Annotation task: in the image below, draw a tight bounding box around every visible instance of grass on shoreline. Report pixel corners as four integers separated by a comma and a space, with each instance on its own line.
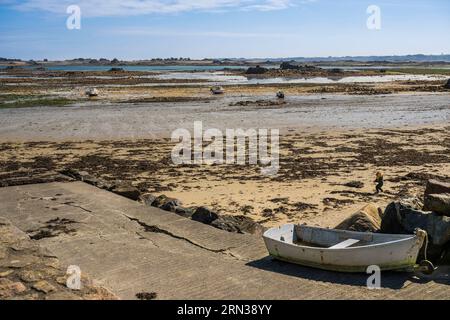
0, 95, 76, 109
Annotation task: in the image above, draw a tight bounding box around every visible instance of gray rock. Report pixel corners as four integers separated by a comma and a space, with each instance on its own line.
175, 207, 194, 219
211, 216, 241, 233
192, 207, 219, 224
380, 201, 450, 246
381, 201, 423, 234
151, 195, 169, 208
381, 200, 450, 261
139, 193, 157, 207
211, 215, 265, 235
150, 195, 182, 212
424, 179, 450, 197
396, 196, 424, 212
427, 214, 450, 245
160, 199, 182, 212
424, 193, 450, 216
111, 183, 141, 201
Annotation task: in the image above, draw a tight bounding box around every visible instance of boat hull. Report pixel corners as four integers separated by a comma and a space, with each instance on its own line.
263, 224, 425, 273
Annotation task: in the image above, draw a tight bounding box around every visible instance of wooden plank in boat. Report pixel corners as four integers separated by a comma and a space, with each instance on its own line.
329, 238, 360, 249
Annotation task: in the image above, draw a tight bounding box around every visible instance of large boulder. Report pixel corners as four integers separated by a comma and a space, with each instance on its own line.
424, 179, 450, 197
380, 201, 450, 244
335, 204, 382, 232
211, 215, 266, 235
191, 207, 219, 224
380, 200, 429, 234
380, 200, 450, 261
424, 193, 450, 216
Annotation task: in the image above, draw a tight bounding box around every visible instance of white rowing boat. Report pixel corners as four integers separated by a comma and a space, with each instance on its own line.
263, 224, 428, 272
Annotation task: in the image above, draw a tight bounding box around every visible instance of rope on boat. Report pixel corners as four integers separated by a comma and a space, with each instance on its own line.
395, 202, 434, 274
415, 228, 435, 275
423, 230, 429, 261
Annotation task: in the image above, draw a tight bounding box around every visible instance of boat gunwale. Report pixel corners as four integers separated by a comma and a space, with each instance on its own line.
263, 225, 418, 252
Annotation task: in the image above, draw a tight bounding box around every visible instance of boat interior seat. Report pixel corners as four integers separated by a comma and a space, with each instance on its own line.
329, 238, 360, 249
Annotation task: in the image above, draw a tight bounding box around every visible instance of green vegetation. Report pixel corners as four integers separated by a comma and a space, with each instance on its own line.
0, 95, 76, 109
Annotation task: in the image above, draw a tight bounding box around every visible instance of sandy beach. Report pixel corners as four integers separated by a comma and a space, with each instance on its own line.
1, 70, 449, 229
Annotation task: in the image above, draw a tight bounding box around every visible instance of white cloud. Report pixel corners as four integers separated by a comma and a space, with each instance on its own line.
7, 0, 308, 17
105, 27, 301, 38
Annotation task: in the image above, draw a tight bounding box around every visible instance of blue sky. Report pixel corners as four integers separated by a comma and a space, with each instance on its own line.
1, 0, 449, 60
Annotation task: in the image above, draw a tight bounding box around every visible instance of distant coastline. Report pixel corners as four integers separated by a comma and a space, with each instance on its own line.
2, 54, 450, 68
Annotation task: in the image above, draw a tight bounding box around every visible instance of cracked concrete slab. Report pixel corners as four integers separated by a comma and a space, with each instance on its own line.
0, 182, 449, 299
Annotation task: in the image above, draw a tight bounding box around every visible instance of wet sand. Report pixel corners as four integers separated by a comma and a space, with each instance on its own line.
0, 93, 448, 141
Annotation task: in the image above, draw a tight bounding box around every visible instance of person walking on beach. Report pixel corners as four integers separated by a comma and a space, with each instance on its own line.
374, 171, 384, 194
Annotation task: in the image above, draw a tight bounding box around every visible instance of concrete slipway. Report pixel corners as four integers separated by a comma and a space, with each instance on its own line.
0, 181, 448, 299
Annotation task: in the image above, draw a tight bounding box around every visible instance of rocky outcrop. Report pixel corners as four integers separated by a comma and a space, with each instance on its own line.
335, 204, 382, 232
245, 65, 268, 75
280, 62, 318, 71
280, 62, 300, 70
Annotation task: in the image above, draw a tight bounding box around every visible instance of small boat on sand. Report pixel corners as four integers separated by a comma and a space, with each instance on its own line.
276, 91, 285, 99
263, 224, 430, 273
85, 88, 99, 97
210, 86, 224, 95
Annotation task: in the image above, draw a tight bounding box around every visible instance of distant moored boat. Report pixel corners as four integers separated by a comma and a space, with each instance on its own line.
85, 88, 99, 97
276, 91, 285, 99
210, 86, 224, 95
